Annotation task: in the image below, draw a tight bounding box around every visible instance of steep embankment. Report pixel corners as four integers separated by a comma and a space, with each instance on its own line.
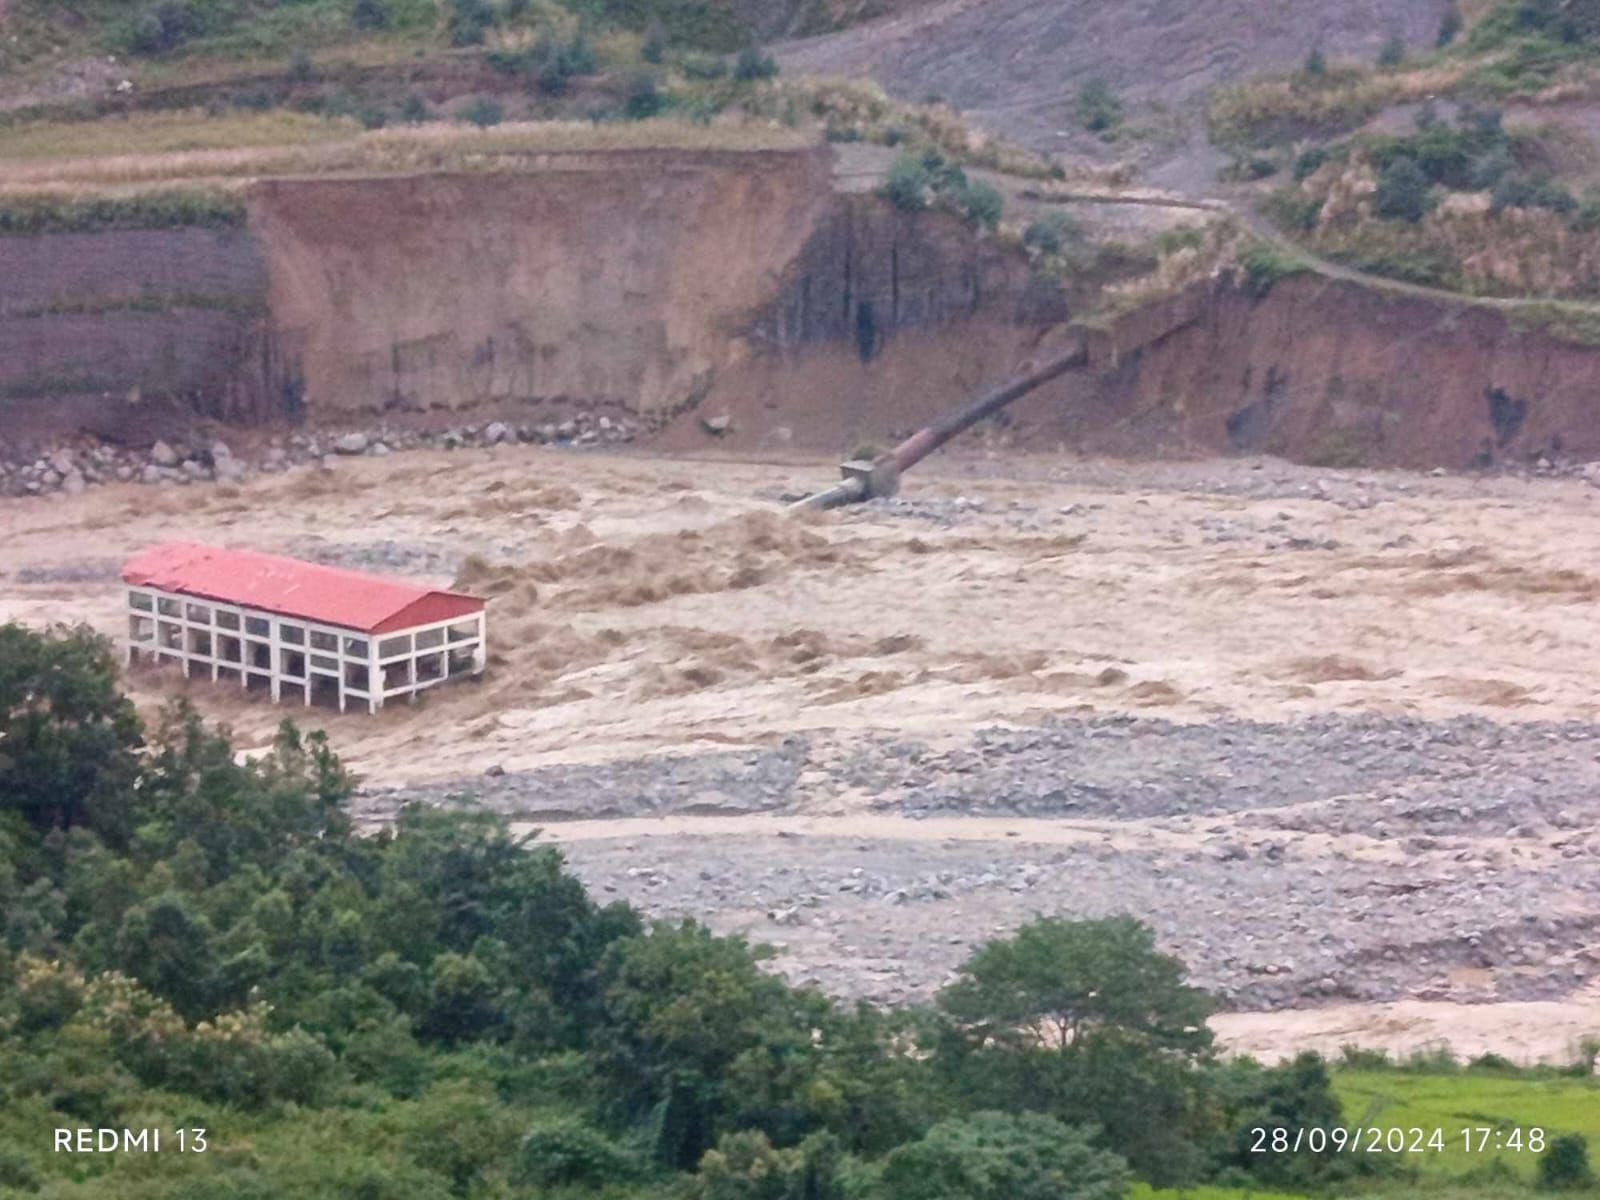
1013, 273, 1600, 469
0, 225, 272, 443
13, 141, 1600, 471
0, 144, 1073, 448
249, 148, 836, 425
247, 145, 1069, 438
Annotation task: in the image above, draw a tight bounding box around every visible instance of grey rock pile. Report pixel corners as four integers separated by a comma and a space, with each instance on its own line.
0, 410, 644, 499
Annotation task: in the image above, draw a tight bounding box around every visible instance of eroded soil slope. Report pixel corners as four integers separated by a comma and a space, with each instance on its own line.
782, 0, 1450, 169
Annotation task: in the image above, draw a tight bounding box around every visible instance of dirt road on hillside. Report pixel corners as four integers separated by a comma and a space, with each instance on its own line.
6, 446, 1600, 1061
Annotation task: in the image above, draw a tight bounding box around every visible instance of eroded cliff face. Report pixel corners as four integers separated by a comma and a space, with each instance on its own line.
1024, 275, 1600, 470
13, 150, 1600, 472
0, 227, 270, 443
240, 148, 1072, 444
247, 149, 839, 424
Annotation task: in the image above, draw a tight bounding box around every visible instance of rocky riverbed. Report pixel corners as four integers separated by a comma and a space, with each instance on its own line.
361, 712, 1600, 1013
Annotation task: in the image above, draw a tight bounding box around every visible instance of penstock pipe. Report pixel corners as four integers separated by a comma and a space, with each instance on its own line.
789, 339, 1087, 511
889, 343, 1087, 473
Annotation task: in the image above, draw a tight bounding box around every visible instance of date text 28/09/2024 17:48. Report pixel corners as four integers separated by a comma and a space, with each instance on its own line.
1249, 1126, 1549, 1155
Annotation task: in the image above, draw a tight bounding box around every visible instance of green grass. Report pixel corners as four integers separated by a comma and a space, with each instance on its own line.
1334, 1068, 1600, 1182
1132, 1190, 1544, 1200
0, 109, 358, 160
1507, 299, 1600, 346
1130, 1186, 1311, 1200
1237, 239, 1311, 297
0, 188, 246, 235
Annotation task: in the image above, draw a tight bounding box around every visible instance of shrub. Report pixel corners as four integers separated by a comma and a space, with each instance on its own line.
563, 34, 599, 76
1293, 145, 1330, 181
447, 0, 494, 47
1540, 1134, 1595, 1191
400, 92, 428, 123
879, 1112, 1127, 1200
882, 154, 931, 211
1264, 188, 1320, 231
955, 179, 1003, 229
734, 44, 779, 82
1304, 45, 1327, 76
1223, 1053, 1364, 1190
461, 97, 503, 127
127, 0, 206, 54
1374, 156, 1432, 222
690, 1130, 845, 1200
1023, 211, 1078, 255
681, 52, 728, 80
1337, 1044, 1390, 1070
642, 20, 666, 64
1238, 241, 1308, 297
1491, 173, 1577, 215
351, 0, 391, 30
1438, 4, 1463, 46
288, 49, 315, 82
1224, 153, 1278, 181
624, 71, 664, 119
514, 1117, 639, 1187
1076, 77, 1122, 134
1470, 143, 1515, 189
1377, 33, 1406, 67
0, 191, 246, 237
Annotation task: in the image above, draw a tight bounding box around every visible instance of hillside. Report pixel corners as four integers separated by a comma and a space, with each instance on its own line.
1210, 0, 1600, 303
781, 0, 1452, 174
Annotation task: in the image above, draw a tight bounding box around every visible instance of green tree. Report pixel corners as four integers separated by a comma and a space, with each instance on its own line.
515, 1116, 641, 1188
113, 891, 219, 1020
1374, 156, 1432, 222
1541, 1134, 1596, 1191
937, 916, 1212, 1058
420, 951, 502, 1042
1378, 33, 1405, 66
1218, 1052, 1367, 1188
1304, 45, 1326, 77
1491, 173, 1577, 215
879, 1111, 1128, 1200
691, 1130, 844, 1200
0, 623, 142, 846
595, 920, 831, 1168
933, 917, 1214, 1181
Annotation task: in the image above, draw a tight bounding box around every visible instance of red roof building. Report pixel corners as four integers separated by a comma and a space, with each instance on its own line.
123, 541, 486, 712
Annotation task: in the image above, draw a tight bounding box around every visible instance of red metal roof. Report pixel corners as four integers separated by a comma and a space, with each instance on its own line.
123, 541, 484, 635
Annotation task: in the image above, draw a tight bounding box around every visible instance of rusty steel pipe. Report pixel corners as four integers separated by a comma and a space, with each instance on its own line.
891, 345, 1087, 474
790, 342, 1087, 511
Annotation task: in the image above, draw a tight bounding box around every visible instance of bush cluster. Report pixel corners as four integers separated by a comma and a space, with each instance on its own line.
879, 150, 1004, 229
